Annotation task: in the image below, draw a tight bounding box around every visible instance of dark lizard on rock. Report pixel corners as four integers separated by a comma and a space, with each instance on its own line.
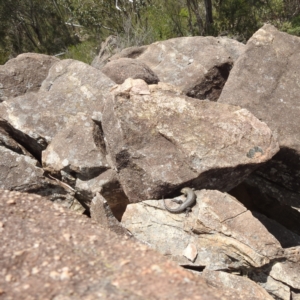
163, 187, 196, 215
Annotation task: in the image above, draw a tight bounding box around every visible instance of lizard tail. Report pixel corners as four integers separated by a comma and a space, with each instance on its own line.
163, 198, 182, 214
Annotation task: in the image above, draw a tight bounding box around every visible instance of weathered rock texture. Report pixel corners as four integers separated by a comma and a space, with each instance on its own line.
42, 112, 109, 179
101, 57, 159, 84
0, 189, 244, 300
0, 122, 32, 157
247, 248, 300, 300
250, 271, 291, 300
230, 181, 300, 237
1, 25, 300, 300
90, 192, 129, 234
202, 269, 274, 300
0, 143, 76, 206
0, 146, 44, 191
0, 59, 118, 210
75, 169, 129, 219
122, 189, 300, 299
0, 59, 114, 159
103, 79, 279, 202
121, 190, 284, 270
0, 53, 59, 102
218, 24, 300, 219
107, 36, 245, 101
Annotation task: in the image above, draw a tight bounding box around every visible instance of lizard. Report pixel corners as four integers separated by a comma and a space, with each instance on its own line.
163, 187, 196, 215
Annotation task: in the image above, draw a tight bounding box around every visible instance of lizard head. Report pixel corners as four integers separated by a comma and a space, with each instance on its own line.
180, 187, 191, 195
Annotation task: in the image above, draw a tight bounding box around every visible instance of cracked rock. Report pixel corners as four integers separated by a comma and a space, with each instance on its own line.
121, 189, 283, 270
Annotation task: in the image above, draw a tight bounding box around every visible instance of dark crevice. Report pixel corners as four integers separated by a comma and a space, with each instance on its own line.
229, 181, 300, 239
92, 119, 107, 156
182, 265, 206, 272
0, 117, 44, 162
255, 146, 300, 194
187, 62, 233, 101
0, 128, 25, 155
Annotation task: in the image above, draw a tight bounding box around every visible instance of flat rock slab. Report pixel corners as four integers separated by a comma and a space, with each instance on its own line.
0, 59, 114, 156
0, 53, 59, 102
195, 190, 282, 259
102, 79, 279, 202
218, 24, 300, 207
0, 189, 237, 300
109, 36, 245, 101
121, 190, 283, 269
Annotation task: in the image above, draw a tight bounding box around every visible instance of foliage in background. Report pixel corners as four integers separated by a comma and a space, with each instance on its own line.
0, 0, 78, 62
0, 0, 300, 64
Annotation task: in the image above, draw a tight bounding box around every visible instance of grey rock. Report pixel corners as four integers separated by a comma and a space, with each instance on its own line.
0, 146, 74, 205
0, 53, 59, 102
230, 180, 300, 237
195, 190, 283, 260
90, 192, 129, 236
292, 292, 300, 300
0, 189, 232, 300
250, 271, 291, 300
121, 190, 283, 270
0, 146, 44, 191
218, 24, 300, 213
270, 261, 300, 290
202, 269, 274, 300
0, 59, 115, 158
101, 57, 159, 84
0, 126, 30, 156
42, 112, 109, 180
109, 36, 245, 101
75, 169, 129, 220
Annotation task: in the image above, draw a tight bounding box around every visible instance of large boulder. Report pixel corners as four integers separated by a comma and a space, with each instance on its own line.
122, 190, 300, 298
107, 36, 245, 101
0, 117, 77, 205
0, 59, 118, 209
250, 271, 291, 300
102, 79, 279, 202
42, 112, 109, 180
248, 253, 300, 300
218, 24, 300, 223
0, 59, 115, 158
121, 190, 283, 270
270, 261, 300, 290
0, 189, 236, 300
0, 53, 59, 102
0, 123, 32, 157
101, 57, 159, 84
